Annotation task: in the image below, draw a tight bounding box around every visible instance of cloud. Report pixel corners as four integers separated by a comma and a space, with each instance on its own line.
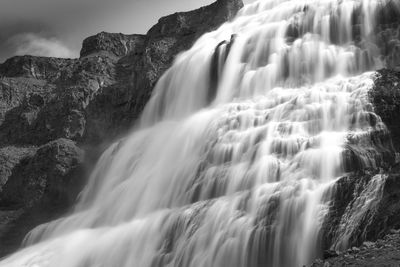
0, 0, 251, 62
7, 33, 77, 59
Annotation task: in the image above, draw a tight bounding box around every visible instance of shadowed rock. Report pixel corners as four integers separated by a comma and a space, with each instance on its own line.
370, 69, 400, 151
0, 139, 84, 256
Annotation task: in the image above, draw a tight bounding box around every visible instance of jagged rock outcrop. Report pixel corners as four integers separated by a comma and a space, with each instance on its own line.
0, 56, 75, 81
144, 0, 243, 88
0, 0, 243, 257
80, 32, 145, 58
86, 0, 244, 144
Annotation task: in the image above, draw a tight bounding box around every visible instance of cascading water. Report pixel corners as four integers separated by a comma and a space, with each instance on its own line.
1, 0, 398, 266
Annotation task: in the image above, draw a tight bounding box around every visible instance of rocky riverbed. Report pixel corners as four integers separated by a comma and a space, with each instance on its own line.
312, 230, 400, 267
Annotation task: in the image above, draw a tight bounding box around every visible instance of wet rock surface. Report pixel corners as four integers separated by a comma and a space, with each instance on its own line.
0, 0, 243, 257
321, 167, 400, 249
312, 68, 400, 266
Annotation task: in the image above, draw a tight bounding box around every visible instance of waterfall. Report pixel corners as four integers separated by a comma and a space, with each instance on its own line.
1, 0, 398, 266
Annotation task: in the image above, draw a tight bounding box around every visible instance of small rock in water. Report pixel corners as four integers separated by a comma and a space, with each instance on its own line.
324, 250, 339, 259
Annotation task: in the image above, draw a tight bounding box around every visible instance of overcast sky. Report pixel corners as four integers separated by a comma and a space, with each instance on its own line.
0, 0, 254, 62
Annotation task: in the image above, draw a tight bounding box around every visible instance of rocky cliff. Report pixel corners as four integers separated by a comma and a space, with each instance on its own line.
0, 0, 243, 256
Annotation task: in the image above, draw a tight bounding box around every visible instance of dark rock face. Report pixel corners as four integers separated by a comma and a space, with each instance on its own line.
0, 0, 243, 257
0, 56, 76, 81
0, 139, 84, 208
0, 147, 37, 190
0, 53, 117, 146
0, 139, 83, 256
375, 0, 400, 66
369, 69, 400, 151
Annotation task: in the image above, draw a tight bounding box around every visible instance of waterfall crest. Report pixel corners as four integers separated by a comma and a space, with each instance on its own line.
1, 0, 398, 266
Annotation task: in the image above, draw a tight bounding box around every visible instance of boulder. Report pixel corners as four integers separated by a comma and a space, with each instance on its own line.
0, 147, 37, 191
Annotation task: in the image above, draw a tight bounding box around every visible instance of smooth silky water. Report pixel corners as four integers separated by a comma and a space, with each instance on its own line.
1, 0, 398, 266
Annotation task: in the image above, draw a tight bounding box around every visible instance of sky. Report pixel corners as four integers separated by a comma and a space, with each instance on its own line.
0, 0, 254, 62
